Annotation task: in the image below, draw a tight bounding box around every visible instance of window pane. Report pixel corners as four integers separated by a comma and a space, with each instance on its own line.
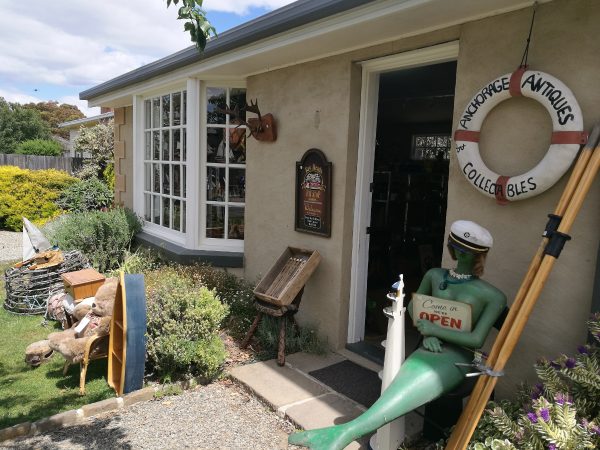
206, 205, 224, 238
173, 199, 181, 231
153, 164, 160, 193
182, 128, 187, 161
162, 164, 170, 195
207, 87, 226, 124
172, 92, 181, 126
173, 129, 181, 161
207, 127, 225, 163
230, 88, 247, 122
162, 130, 170, 161
183, 165, 186, 198
145, 131, 151, 160
228, 207, 244, 240
229, 128, 246, 164
182, 201, 186, 233
144, 100, 151, 129
152, 98, 160, 128
162, 94, 170, 127
173, 165, 181, 197
207, 167, 225, 201
144, 164, 151, 191
153, 195, 160, 224
182, 91, 187, 125
162, 197, 171, 228
144, 194, 151, 222
153, 131, 160, 160
229, 168, 245, 203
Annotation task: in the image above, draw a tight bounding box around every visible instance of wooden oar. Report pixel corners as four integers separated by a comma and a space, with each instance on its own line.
447, 125, 600, 449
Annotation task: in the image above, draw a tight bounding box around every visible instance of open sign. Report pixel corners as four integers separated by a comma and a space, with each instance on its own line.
412, 293, 472, 332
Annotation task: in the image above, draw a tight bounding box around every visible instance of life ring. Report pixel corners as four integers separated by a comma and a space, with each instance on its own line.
454, 68, 586, 204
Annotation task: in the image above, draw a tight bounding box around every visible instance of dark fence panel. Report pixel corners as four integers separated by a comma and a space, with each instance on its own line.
0, 154, 84, 174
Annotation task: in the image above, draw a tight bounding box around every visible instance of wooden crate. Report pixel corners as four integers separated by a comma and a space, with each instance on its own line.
254, 247, 321, 307
61, 268, 106, 301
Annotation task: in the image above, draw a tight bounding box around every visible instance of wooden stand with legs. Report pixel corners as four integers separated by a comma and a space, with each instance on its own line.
446, 124, 600, 449
241, 247, 321, 366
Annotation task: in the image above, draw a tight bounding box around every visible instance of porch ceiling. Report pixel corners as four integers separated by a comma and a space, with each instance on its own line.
85, 0, 546, 107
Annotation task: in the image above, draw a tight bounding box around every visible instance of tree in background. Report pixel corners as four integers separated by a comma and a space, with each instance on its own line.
74, 119, 114, 186
15, 139, 63, 156
0, 97, 50, 153
23, 101, 84, 139
166, 0, 216, 51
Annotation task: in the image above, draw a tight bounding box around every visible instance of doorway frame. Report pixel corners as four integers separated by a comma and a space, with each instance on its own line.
347, 41, 460, 344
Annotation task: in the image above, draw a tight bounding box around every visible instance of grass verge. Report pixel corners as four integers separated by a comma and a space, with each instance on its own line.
0, 261, 114, 429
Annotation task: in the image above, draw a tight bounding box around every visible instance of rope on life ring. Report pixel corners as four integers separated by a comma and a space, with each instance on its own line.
454, 67, 587, 204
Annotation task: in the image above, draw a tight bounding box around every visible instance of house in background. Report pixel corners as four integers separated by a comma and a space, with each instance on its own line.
79, 0, 599, 397
58, 108, 114, 157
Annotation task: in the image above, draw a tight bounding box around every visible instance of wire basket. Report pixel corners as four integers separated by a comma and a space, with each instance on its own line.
3, 251, 90, 315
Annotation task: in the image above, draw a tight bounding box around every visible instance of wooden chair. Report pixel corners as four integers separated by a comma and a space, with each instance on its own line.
62, 334, 110, 395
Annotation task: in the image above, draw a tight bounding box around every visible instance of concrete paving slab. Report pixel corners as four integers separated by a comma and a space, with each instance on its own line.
229, 359, 329, 409
283, 392, 364, 430
286, 352, 346, 373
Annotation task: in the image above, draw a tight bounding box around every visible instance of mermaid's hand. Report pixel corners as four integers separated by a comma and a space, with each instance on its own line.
416, 319, 437, 336
423, 336, 443, 352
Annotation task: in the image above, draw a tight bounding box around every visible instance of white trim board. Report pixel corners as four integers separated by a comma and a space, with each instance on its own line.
347, 40, 459, 344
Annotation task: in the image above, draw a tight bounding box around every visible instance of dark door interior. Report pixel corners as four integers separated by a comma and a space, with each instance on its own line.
356, 61, 457, 363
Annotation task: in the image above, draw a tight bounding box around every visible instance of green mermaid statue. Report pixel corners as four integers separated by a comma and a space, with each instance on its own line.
288, 220, 507, 449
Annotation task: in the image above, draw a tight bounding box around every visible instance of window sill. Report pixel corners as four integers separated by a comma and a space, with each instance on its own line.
136, 232, 243, 268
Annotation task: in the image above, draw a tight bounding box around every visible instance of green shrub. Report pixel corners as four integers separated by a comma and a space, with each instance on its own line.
103, 163, 115, 191
56, 177, 114, 213
145, 268, 229, 380
43, 207, 142, 272
255, 315, 328, 359
173, 264, 256, 338
0, 166, 76, 230
15, 139, 63, 156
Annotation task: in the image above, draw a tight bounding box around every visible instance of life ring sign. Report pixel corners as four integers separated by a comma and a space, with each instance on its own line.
454, 68, 587, 204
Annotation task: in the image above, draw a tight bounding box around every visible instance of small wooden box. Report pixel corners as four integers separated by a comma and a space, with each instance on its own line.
254, 247, 321, 307
62, 268, 106, 302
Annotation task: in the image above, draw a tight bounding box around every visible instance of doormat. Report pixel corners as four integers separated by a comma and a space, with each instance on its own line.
309, 360, 382, 408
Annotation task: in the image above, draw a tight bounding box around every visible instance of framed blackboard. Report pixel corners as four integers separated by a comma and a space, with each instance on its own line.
295, 148, 332, 237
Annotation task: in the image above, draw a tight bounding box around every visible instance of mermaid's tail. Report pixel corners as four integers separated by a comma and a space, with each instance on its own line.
288, 346, 472, 449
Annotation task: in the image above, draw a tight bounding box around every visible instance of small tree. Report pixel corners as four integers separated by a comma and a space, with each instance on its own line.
74, 119, 114, 182
23, 101, 84, 139
0, 98, 50, 153
15, 139, 63, 156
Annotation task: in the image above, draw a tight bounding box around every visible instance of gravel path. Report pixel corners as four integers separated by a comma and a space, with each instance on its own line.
3, 380, 303, 449
0, 231, 22, 263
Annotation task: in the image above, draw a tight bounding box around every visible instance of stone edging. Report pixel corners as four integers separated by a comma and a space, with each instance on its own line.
0, 383, 186, 444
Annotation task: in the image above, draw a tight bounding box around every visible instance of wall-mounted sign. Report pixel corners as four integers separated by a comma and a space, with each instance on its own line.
412, 293, 472, 332
295, 148, 332, 237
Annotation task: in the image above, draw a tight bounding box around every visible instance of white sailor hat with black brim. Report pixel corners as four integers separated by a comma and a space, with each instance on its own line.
448, 220, 493, 254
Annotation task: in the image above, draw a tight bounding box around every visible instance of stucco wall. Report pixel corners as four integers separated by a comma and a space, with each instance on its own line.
245, 26, 461, 350
445, 0, 600, 394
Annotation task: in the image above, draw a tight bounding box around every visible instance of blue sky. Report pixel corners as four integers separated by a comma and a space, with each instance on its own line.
0, 1, 295, 116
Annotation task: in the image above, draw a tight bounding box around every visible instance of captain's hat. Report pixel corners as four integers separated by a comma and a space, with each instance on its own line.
448, 220, 493, 253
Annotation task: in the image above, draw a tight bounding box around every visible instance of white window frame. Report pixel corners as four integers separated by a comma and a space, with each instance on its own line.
134, 78, 246, 253
198, 80, 246, 252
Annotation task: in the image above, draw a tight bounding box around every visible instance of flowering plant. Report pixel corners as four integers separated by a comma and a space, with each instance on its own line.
469, 314, 600, 450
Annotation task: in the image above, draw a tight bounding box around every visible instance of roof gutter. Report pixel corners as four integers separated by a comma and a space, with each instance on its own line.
80, 0, 374, 101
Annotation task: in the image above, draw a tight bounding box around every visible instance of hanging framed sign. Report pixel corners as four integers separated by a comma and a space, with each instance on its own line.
295, 148, 332, 237
454, 67, 586, 204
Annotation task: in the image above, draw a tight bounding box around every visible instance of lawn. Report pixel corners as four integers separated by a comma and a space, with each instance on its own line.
0, 261, 114, 429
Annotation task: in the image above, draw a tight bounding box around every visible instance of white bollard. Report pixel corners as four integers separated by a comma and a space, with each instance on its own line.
370, 274, 406, 450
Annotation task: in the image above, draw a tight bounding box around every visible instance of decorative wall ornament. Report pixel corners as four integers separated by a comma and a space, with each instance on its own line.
454, 68, 586, 204
216, 99, 277, 142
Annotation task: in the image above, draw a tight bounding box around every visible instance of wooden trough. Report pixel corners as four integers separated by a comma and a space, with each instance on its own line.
243, 247, 321, 365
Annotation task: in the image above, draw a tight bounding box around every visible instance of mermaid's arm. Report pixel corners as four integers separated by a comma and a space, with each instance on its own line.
416, 290, 506, 349
407, 270, 434, 322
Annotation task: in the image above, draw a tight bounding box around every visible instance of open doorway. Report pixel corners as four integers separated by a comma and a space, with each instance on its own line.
354, 61, 457, 362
